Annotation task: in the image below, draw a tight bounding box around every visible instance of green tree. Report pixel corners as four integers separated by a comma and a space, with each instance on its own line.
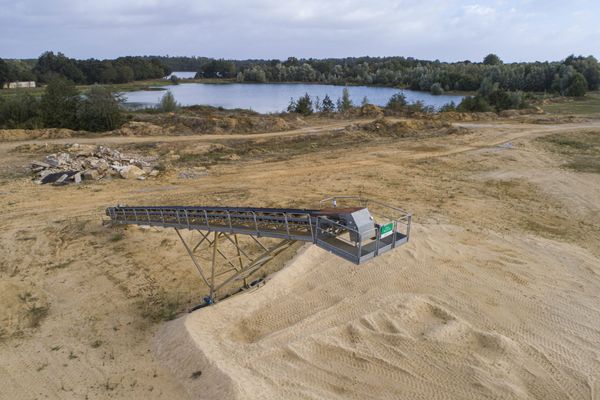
39, 77, 80, 129
158, 91, 179, 112
457, 96, 491, 112
337, 87, 353, 112
565, 72, 588, 97
0, 58, 9, 88
386, 92, 407, 111
361, 96, 370, 106
287, 93, 313, 115
483, 54, 502, 65
430, 82, 444, 95
321, 94, 335, 113
77, 85, 124, 131
439, 101, 457, 112
0, 93, 41, 128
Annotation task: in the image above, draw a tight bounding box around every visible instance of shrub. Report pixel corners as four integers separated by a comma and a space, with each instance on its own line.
566, 72, 588, 97
0, 93, 41, 128
457, 96, 492, 112
77, 85, 124, 131
321, 94, 335, 113
440, 101, 457, 112
336, 87, 353, 112
386, 92, 407, 111
430, 82, 444, 95
287, 93, 313, 115
158, 91, 179, 112
40, 77, 80, 129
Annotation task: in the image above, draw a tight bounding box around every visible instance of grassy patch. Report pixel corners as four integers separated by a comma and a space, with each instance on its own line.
109, 233, 124, 242
542, 91, 600, 115
538, 131, 600, 173
565, 157, 600, 173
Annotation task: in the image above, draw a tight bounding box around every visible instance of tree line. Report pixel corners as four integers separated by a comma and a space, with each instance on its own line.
0, 52, 170, 87
0, 77, 182, 131
0, 78, 125, 131
152, 54, 599, 97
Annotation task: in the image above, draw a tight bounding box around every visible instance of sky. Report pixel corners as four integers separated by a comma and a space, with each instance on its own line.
0, 0, 598, 62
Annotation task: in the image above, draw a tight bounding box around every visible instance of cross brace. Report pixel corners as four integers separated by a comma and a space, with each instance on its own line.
174, 228, 295, 305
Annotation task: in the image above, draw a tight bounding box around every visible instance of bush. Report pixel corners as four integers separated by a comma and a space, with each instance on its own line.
386, 92, 407, 111
439, 101, 457, 112
287, 93, 313, 115
406, 100, 434, 114
321, 94, 335, 113
336, 87, 353, 112
158, 91, 179, 112
566, 72, 588, 97
77, 85, 124, 132
0, 93, 41, 128
430, 82, 444, 95
457, 96, 492, 112
40, 77, 80, 129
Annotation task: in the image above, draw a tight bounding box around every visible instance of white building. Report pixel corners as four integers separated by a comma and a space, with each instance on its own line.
2, 81, 36, 89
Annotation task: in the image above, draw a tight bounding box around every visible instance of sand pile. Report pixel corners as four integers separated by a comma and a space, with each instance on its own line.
156, 223, 600, 400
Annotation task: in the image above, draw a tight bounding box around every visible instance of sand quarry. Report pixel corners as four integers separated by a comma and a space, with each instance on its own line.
0, 113, 599, 399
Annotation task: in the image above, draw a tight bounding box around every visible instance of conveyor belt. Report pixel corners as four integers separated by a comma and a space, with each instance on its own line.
105, 198, 411, 304
106, 202, 410, 264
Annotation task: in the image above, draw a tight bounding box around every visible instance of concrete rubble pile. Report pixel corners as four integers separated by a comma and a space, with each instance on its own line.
30, 144, 162, 185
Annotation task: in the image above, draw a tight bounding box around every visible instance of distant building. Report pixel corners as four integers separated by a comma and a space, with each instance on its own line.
2, 81, 36, 89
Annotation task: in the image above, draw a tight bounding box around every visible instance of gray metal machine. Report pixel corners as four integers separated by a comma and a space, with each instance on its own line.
106, 196, 411, 305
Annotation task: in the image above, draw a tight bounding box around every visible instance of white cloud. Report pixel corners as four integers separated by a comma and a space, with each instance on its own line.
0, 0, 598, 61
463, 4, 496, 16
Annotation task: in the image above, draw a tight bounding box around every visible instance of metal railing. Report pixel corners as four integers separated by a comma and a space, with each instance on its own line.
106, 198, 412, 265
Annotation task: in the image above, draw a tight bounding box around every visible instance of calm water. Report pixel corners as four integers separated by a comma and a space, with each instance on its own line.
124, 80, 463, 113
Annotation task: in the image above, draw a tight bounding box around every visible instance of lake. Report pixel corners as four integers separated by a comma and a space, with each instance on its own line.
124, 80, 464, 113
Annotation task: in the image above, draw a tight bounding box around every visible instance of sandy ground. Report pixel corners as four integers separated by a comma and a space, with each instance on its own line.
0, 116, 599, 399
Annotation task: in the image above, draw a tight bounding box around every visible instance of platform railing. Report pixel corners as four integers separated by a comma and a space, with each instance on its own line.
319, 196, 412, 243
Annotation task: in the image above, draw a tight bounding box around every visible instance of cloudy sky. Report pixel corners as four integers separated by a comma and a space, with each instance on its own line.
0, 0, 598, 62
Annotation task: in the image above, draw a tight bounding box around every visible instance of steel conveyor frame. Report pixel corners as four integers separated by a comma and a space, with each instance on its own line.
106, 197, 411, 305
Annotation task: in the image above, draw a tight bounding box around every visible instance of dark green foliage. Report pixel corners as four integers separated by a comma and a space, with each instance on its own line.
158, 91, 179, 112
39, 77, 80, 129
0, 58, 9, 88
457, 96, 492, 112
195, 59, 236, 78
35, 52, 85, 83
287, 93, 313, 115
33, 51, 169, 84
386, 92, 407, 111
406, 100, 434, 114
440, 101, 457, 112
566, 72, 588, 97
483, 54, 502, 65
153, 54, 598, 95
77, 86, 124, 131
321, 94, 335, 113
169, 75, 180, 85
430, 82, 444, 95
565, 55, 600, 90
0, 93, 41, 128
337, 87, 353, 112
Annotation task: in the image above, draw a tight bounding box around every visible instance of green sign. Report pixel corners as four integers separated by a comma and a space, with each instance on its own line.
380, 222, 394, 238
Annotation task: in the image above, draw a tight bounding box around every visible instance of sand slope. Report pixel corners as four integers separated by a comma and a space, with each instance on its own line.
157, 223, 600, 399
